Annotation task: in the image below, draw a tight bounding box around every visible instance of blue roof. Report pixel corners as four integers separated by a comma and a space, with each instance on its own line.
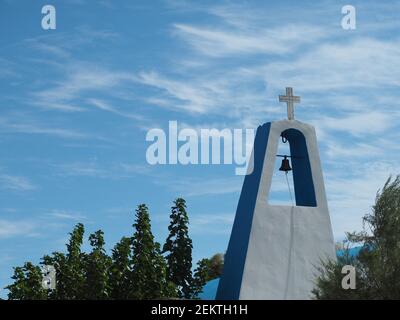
336, 246, 363, 258
198, 278, 220, 300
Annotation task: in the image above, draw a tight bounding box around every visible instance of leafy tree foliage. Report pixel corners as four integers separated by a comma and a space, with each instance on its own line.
191, 258, 211, 298
312, 244, 367, 299
84, 230, 112, 299
6, 262, 47, 300
163, 198, 193, 298
313, 176, 400, 299
208, 253, 224, 280
109, 236, 132, 299
40, 223, 86, 300
190, 253, 224, 298
61, 223, 86, 299
130, 204, 176, 299
4, 200, 213, 300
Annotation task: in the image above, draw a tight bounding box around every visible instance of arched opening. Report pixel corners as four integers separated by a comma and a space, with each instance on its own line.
268, 128, 317, 207
268, 133, 295, 206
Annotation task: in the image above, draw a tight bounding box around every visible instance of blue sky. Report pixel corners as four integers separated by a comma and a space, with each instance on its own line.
1, 0, 400, 297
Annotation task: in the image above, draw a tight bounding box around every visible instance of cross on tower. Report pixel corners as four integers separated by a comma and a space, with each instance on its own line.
279, 87, 300, 120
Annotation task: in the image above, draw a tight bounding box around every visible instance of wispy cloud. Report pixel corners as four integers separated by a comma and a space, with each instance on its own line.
324, 141, 381, 159
262, 38, 400, 92
0, 219, 37, 238
138, 71, 218, 113
0, 57, 19, 78
21, 27, 119, 59
52, 161, 154, 180
32, 64, 136, 112
326, 160, 397, 239
0, 173, 36, 191
312, 112, 395, 137
48, 210, 87, 221
0, 116, 87, 139
86, 98, 143, 120
190, 213, 234, 235
53, 162, 109, 178
173, 23, 328, 57
166, 177, 243, 197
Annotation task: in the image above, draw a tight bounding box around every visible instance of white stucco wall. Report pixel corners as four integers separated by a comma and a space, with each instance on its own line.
239, 120, 336, 299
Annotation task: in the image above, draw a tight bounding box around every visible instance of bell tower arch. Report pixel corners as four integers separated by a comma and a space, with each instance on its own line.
216, 89, 336, 300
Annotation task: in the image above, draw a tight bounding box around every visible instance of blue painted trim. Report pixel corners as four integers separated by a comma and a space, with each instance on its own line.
283, 129, 317, 207
216, 123, 271, 300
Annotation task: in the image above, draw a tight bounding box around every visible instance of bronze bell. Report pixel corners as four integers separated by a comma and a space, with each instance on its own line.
279, 156, 292, 172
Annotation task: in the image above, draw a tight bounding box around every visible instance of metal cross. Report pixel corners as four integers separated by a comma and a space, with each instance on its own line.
279, 87, 300, 120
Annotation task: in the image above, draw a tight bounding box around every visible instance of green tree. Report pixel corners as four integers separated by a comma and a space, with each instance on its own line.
152, 242, 178, 299
163, 198, 193, 298
130, 204, 176, 299
6, 262, 47, 300
208, 253, 224, 280
84, 230, 112, 299
6, 202, 183, 300
57, 223, 86, 299
41, 252, 66, 300
312, 243, 367, 299
109, 236, 132, 299
313, 176, 400, 299
191, 258, 211, 298
190, 253, 224, 298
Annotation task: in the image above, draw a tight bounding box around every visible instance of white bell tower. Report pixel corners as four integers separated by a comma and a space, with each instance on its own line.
216, 88, 336, 300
